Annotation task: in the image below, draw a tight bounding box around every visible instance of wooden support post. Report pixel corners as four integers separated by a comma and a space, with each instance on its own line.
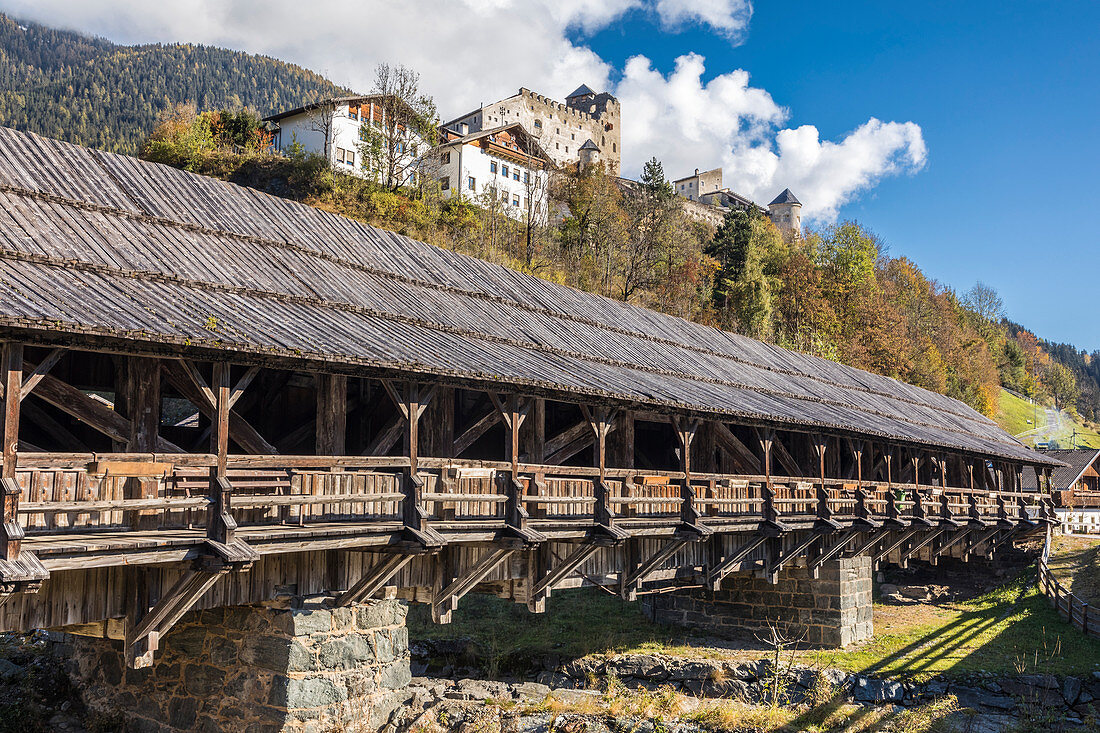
124, 357, 162, 529
213, 362, 230, 477
673, 417, 707, 537
530, 543, 603, 603
1, 343, 21, 481
314, 373, 347, 455
813, 435, 831, 522
1, 343, 21, 563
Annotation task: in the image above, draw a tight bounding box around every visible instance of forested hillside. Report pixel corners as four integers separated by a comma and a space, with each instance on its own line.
0, 14, 348, 152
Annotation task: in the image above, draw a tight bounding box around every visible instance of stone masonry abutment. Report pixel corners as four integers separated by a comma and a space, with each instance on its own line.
61, 597, 411, 733
645, 556, 874, 647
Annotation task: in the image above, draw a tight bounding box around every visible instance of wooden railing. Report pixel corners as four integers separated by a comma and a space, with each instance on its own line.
9, 452, 1052, 539
1038, 552, 1099, 639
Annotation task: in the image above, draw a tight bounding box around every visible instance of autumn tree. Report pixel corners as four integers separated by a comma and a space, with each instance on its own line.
358, 63, 438, 190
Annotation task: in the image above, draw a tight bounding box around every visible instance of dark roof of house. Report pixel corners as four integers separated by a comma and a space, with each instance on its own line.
0, 126, 1057, 466
1021, 449, 1100, 489
579, 140, 600, 151
769, 188, 801, 206
566, 84, 596, 99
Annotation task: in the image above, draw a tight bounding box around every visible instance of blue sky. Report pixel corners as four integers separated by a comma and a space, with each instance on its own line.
580, 1, 1100, 351
6, 0, 1096, 351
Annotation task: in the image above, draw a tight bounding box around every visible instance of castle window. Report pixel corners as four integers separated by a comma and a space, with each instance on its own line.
534, 120, 542, 129
512, 195, 520, 207
490, 161, 498, 174
524, 172, 530, 184
440, 176, 450, 190
565, 147, 569, 153
513, 169, 520, 181
571, 133, 575, 140
502, 165, 509, 177
612, 143, 616, 152
441, 151, 451, 164
468, 176, 476, 190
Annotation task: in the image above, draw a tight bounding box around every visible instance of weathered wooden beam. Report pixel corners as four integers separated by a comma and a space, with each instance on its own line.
126, 567, 226, 669
432, 548, 515, 624
315, 373, 347, 455
530, 543, 603, 601
162, 361, 274, 455
712, 422, 762, 474
336, 553, 416, 607
451, 406, 501, 457
19, 348, 65, 402
2, 344, 21, 480
212, 363, 230, 476
621, 538, 689, 601
707, 533, 768, 590
544, 419, 593, 462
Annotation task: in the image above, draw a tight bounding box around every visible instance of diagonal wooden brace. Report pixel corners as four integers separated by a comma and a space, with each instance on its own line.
929, 527, 974, 562
957, 526, 1003, 560
707, 533, 769, 591
432, 547, 516, 624
337, 553, 417, 607
807, 527, 863, 579
621, 538, 691, 601
767, 523, 835, 583
894, 526, 947, 567
530, 542, 605, 606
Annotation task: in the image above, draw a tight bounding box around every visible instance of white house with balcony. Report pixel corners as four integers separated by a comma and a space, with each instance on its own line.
264, 95, 431, 186
431, 122, 553, 224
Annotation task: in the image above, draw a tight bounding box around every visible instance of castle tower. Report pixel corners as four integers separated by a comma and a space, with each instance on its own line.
768, 188, 802, 238
578, 139, 600, 171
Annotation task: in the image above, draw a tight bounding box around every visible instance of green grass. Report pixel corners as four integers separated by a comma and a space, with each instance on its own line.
995, 389, 1044, 438
1048, 534, 1100, 605
809, 572, 1100, 681
995, 388, 1100, 448
410, 569, 1100, 682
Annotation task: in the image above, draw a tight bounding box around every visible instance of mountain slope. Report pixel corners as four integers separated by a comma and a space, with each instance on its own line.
0, 14, 350, 152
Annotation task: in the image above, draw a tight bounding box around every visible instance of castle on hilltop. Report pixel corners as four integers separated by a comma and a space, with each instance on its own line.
674, 166, 802, 238
441, 85, 621, 176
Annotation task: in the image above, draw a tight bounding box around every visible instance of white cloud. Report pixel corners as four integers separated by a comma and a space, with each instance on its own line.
654, 0, 753, 41
0, 0, 926, 221
616, 54, 927, 220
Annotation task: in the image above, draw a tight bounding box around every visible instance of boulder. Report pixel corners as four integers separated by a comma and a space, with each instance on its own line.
1063, 676, 1082, 705
852, 676, 904, 703
0, 658, 24, 681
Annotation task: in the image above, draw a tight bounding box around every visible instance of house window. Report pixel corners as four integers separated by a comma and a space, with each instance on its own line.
513, 169, 520, 181
490, 161, 498, 174
523, 172, 530, 184
501, 165, 509, 178
512, 195, 520, 207
571, 133, 575, 140
565, 147, 568, 153
441, 176, 450, 190
441, 151, 451, 164
612, 143, 616, 152
468, 176, 476, 190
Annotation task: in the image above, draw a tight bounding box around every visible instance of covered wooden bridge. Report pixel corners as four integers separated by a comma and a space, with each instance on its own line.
0, 126, 1058, 666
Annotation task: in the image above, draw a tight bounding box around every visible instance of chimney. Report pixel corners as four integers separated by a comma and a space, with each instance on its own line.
694, 168, 699, 176
459, 122, 469, 135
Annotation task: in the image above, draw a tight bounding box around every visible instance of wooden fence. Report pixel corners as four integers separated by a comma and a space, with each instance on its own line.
1038, 538, 1100, 639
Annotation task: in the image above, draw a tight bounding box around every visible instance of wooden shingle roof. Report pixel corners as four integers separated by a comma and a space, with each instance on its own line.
1022, 448, 1100, 489
0, 127, 1055, 466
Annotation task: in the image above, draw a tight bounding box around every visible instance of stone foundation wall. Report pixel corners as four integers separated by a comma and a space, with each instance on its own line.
646, 556, 872, 647
62, 597, 411, 732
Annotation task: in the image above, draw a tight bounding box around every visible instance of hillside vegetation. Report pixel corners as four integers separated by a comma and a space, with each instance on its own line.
0, 14, 348, 152
139, 107, 1099, 421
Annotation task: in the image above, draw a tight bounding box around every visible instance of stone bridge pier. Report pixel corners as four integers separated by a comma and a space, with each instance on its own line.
645, 556, 874, 647
60, 597, 412, 733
